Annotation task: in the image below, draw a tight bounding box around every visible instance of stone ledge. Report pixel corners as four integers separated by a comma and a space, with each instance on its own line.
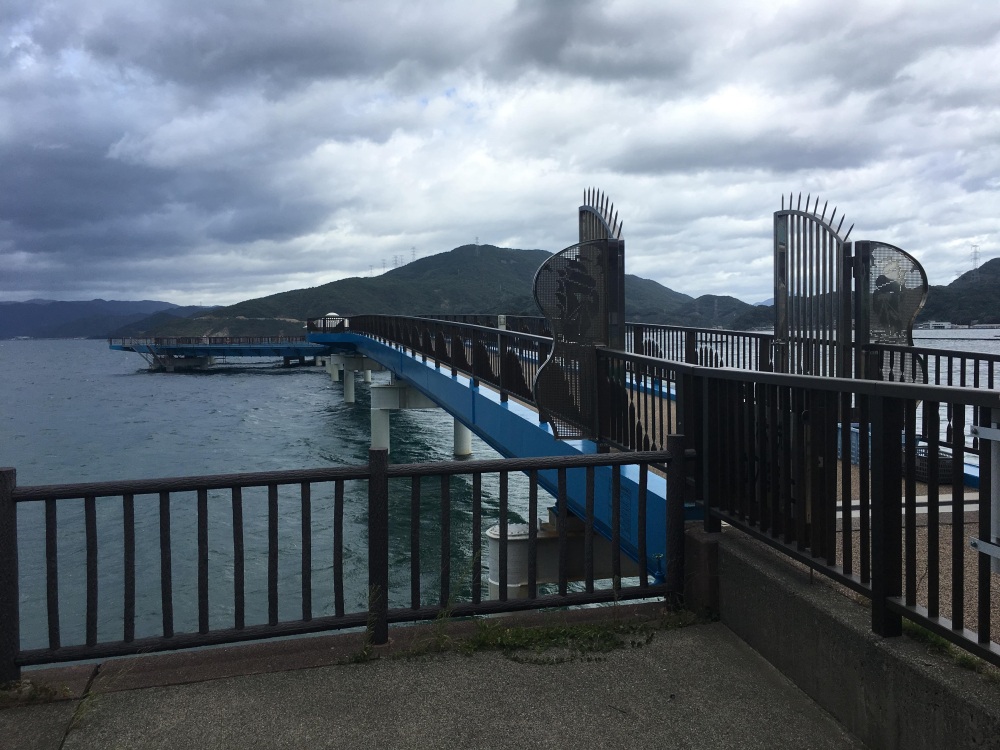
717, 531, 1000, 750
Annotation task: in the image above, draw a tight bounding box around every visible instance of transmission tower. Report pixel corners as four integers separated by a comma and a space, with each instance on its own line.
972, 244, 981, 281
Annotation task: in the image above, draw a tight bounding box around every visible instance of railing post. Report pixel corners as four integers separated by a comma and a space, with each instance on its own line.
700, 375, 722, 533
870, 394, 904, 637
367, 449, 390, 645
0, 468, 20, 683
684, 328, 698, 365
665, 435, 685, 605
759, 336, 773, 373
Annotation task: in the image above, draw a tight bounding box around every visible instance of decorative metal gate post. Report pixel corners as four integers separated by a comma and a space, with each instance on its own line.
533, 189, 624, 441
773, 193, 929, 382
773, 194, 853, 378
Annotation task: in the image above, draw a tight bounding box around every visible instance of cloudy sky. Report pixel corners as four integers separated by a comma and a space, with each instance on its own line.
2, 0, 998, 306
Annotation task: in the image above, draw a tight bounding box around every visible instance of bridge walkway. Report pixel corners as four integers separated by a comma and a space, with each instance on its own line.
311, 327, 683, 573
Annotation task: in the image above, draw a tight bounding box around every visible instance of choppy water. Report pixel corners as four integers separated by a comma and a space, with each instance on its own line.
1, 340, 522, 650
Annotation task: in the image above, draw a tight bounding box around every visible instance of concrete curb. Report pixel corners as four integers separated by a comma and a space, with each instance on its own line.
716, 531, 1000, 750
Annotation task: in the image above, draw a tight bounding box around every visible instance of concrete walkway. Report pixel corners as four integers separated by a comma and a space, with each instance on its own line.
2, 606, 865, 750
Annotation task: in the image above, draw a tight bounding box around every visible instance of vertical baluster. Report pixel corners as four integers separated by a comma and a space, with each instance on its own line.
85, 496, 97, 647
904, 401, 917, 606
368, 450, 389, 645
45, 498, 60, 649
840, 393, 853, 576
268, 483, 278, 626
558, 468, 568, 596
301, 482, 311, 622
927, 406, 940, 618
612, 466, 622, 589
123, 493, 135, 642
232, 487, 245, 630
197, 488, 209, 634
334, 480, 345, 617
638, 463, 648, 587
471, 473, 481, 605
439, 474, 450, 608
951, 404, 965, 630
528, 471, 538, 599
412, 477, 423, 609
498, 471, 508, 602
584, 466, 595, 592
977, 405, 993, 644
159, 491, 173, 638
859, 396, 871, 585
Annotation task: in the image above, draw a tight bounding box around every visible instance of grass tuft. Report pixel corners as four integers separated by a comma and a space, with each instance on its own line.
0, 679, 69, 708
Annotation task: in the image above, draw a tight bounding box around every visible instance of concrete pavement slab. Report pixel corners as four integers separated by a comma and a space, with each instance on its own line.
51, 622, 863, 750
0, 701, 79, 750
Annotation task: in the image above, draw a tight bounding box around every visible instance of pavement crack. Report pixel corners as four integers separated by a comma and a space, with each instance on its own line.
60, 663, 101, 747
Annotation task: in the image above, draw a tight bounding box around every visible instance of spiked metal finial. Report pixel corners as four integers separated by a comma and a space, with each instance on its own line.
580, 188, 623, 240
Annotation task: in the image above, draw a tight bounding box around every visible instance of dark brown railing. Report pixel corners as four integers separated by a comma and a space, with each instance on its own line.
344, 315, 552, 406
867, 341, 1000, 390
626, 323, 774, 372
595, 347, 1000, 668
299, 314, 1000, 666
109, 336, 312, 347
0, 450, 675, 680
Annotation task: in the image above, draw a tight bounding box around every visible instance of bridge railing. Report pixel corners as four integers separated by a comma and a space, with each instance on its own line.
0, 450, 675, 680
109, 336, 312, 347
348, 315, 551, 405
626, 323, 775, 372
413, 317, 776, 370
306, 313, 1000, 666
866, 342, 1000, 390
596, 347, 1000, 668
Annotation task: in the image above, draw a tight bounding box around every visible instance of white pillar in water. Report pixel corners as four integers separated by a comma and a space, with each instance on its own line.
371, 408, 390, 452
363, 369, 372, 383
454, 419, 473, 457
325, 357, 341, 382
343, 371, 355, 403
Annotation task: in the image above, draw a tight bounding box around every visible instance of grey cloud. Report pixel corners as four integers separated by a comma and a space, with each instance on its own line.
2, 1, 998, 306
608, 130, 880, 176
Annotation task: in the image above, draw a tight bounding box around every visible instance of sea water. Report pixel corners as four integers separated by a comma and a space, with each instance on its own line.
1, 339, 520, 650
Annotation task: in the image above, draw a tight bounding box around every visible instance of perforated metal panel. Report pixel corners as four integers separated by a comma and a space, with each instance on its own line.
532, 189, 625, 440
856, 241, 928, 382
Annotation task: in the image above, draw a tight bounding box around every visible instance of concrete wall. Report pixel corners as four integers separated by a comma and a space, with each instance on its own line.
702, 529, 1000, 750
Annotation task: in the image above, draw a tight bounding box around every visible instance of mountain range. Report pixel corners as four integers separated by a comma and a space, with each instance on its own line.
2, 246, 997, 339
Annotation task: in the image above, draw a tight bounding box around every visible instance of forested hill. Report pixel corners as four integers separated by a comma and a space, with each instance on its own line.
918, 257, 1000, 325
3, 245, 773, 338
136, 244, 766, 337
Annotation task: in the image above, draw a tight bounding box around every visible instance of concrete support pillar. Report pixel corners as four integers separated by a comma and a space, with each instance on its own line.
343, 371, 355, 403
369, 382, 439, 451
363, 369, 372, 383
371, 409, 390, 452
454, 419, 473, 457
487, 518, 639, 600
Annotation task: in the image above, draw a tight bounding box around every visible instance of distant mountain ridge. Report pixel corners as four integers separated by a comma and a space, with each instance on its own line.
33, 245, 1000, 338
0, 299, 205, 339
140, 244, 765, 337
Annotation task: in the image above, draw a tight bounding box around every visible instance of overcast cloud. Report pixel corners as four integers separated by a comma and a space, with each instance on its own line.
2, 0, 998, 305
